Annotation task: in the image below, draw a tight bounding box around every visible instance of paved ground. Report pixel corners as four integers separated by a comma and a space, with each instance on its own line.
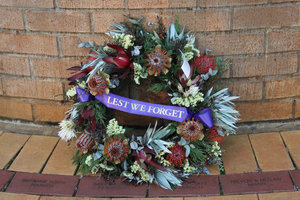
0, 130, 300, 199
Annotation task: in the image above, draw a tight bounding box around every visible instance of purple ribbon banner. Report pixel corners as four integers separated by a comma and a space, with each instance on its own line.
76, 88, 213, 128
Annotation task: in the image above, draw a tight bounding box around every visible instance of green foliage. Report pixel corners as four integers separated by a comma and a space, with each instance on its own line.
190, 147, 206, 163
189, 140, 207, 163
147, 83, 168, 94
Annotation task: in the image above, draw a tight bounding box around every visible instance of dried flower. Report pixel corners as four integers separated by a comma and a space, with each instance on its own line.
88, 72, 110, 96
177, 118, 204, 142
58, 120, 76, 141
76, 131, 95, 151
146, 45, 171, 76
103, 136, 129, 164
106, 118, 126, 136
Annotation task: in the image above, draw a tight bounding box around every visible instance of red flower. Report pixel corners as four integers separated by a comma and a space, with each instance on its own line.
103, 44, 133, 78
193, 54, 217, 74
167, 144, 186, 167
76, 131, 95, 151
206, 126, 224, 144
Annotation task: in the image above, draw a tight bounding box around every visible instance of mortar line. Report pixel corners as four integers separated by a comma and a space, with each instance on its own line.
1, 172, 16, 192
292, 99, 296, 119
53, 0, 59, 10
72, 178, 81, 197
124, 0, 129, 11
264, 30, 268, 54
247, 134, 262, 172
218, 175, 224, 195
89, 12, 95, 34
28, 57, 34, 79
56, 36, 64, 58
39, 138, 60, 174
279, 132, 298, 169
31, 103, 37, 122
1, 78, 5, 95
288, 171, 299, 191
297, 52, 300, 73
3, 135, 32, 170
22, 10, 29, 32
229, 7, 234, 30
262, 81, 266, 100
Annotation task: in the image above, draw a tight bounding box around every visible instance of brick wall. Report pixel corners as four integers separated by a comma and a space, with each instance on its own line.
0, 0, 299, 128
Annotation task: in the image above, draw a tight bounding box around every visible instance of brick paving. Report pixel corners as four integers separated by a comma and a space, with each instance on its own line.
1, 130, 300, 199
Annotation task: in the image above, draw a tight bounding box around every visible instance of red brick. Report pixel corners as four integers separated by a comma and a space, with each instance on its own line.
61, 35, 107, 57
168, 9, 231, 32
237, 101, 293, 122
6, 172, 78, 196
232, 53, 298, 77
130, 11, 169, 30
0, 0, 53, 8
233, 6, 299, 30
0, 33, 58, 56
0, 9, 24, 29
27, 11, 90, 33
76, 177, 147, 197
94, 12, 128, 33
0, 171, 15, 190
149, 175, 220, 197
169, 0, 197, 8
225, 81, 263, 101
59, 0, 124, 8
4, 78, 63, 100
267, 29, 300, 53
290, 170, 300, 189
31, 58, 80, 79
34, 103, 70, 122
200, 0, 267, 7
296, 100, 300, 118
0, 99, 33, 120
220, 171, 294, 195
128, 0, 168, 9
0, 55, 30, 76
266, 78, 300, 99
197, 33, 264, 56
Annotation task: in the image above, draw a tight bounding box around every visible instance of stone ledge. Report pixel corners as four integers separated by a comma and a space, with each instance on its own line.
1, 119, 300, 136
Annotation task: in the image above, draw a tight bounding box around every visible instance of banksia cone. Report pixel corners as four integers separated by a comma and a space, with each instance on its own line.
206, 126, 224, 144
76, 131, 95, 151
193, 54, 217, 74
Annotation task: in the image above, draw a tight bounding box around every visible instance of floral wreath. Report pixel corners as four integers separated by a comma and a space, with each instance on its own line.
59, 16, 239, 190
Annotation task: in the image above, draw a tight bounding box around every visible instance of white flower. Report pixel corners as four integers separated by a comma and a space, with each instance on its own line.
106, 118, 126, 136
112, 33, 134, 49
58, 120, 76, 141
131, 46, 142, 56
66, 81, 87, 99
85, 155, 93, 166
66, 87, 77, 98
133, 62, 148, 85
171, 85, 204, 108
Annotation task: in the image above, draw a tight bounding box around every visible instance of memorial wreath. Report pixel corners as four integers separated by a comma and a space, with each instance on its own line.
59, 17, 239, 190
